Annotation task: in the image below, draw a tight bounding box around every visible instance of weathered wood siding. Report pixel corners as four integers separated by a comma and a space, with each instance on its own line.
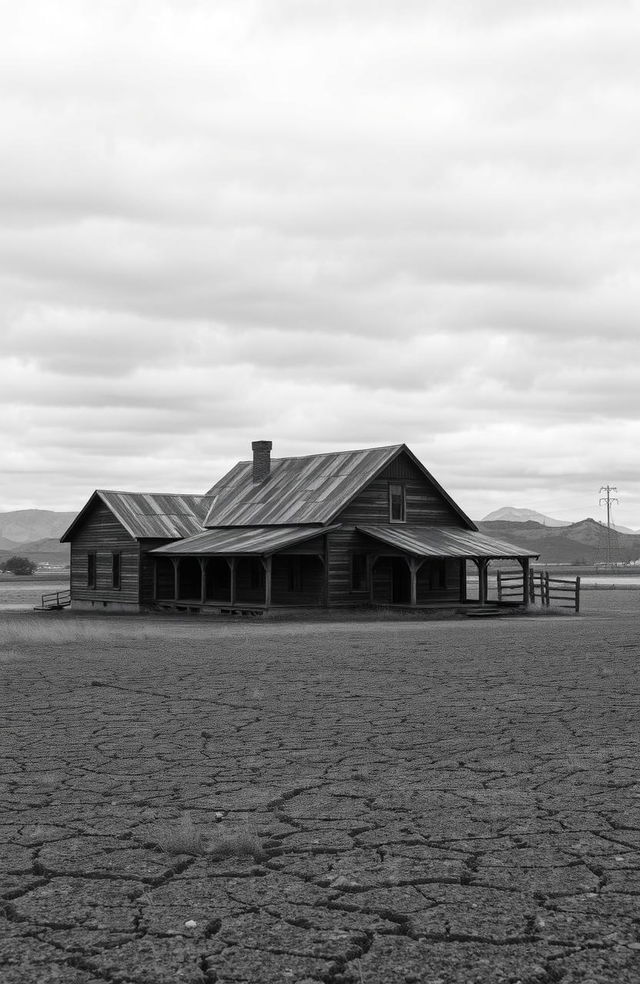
271, 555, 324, 606
139, 539, 178, 604
326, 528, 376, 606
416, 558, 461, 603
336, 453, 467, 527
69, 500, 139, 606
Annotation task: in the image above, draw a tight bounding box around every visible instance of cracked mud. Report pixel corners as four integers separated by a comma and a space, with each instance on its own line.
1, 607, 640, 982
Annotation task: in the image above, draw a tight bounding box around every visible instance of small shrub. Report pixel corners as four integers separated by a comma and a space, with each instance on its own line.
210, 827, 264, 861
152, 814, 263, 861
152, 814, 208, 856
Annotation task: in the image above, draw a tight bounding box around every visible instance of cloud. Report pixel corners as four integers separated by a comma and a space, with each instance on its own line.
0, 0, 639, 524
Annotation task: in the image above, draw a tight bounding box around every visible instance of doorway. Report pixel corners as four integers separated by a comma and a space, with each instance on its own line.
391, 557, 411, 604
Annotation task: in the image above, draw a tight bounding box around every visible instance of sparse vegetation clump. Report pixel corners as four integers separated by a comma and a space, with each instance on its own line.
152, 813, 263, 861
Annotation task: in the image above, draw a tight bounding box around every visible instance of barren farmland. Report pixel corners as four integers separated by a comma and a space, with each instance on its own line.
1, 602, 640, 983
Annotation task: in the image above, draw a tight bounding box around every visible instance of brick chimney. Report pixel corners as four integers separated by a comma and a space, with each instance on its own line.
252, 440, 272, 483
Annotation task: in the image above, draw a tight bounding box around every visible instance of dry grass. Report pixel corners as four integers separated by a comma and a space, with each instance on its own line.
152, 813, 263, 861
152, 814, 208, 856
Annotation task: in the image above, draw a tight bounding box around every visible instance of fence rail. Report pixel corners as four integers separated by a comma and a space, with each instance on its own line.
496, 570, 581, 612
530, 572, 581, 612
496, 571, 525, 601
38, 589, 71, 610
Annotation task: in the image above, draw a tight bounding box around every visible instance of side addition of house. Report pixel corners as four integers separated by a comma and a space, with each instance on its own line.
61, 441, 538, 613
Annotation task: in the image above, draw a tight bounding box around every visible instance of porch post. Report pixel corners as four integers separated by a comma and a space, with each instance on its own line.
227, 558, 237, 605
323, 533, 330, 608
519, 556, 530, 607
405, 556, 421, 607
199, 558, 207, 604
368, 555, 378, 605
476, 558, 489, 606
262, 555, 272, 608
459, 559, 467, 603
172, 558, 179, 600
152, 557, 158, 601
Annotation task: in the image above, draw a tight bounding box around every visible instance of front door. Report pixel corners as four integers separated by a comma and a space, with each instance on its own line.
391, 557, 411, 604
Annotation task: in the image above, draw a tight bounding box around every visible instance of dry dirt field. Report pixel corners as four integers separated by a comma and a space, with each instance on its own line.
1, 596, 640, 983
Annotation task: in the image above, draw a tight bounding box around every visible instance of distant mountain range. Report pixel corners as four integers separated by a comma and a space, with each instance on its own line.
478, 517, 640, 565
0, 510, 75, 567
480, 506, 637, 535
1, 506, 639, 571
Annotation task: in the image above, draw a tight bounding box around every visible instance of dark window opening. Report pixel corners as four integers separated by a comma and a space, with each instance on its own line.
87, 552, 96, 589
112, 552, 121, 590
351, 552, 368, 591
250, 560, 265, 590
389, 483, 406, 523
427, 559, 447, 590
287, 557, 303, 592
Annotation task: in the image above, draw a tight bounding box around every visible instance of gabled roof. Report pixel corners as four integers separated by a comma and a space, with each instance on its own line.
60, 491, 214, 542
203, 444, 475, 529
358, 525, 539, 559
151, 525, 336, 556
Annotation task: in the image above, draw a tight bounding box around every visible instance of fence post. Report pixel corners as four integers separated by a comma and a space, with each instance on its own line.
575, 576, 580, 613
497, 571, 502, 602
544, 572, 550, 607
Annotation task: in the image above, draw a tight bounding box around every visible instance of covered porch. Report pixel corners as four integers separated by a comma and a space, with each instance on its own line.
358, 525, 539, 608
149, 526, 331, 611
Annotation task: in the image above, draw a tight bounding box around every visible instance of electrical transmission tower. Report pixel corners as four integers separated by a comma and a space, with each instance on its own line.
599, 485, 618, 566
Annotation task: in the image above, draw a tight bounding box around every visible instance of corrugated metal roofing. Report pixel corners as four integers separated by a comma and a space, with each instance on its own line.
203, 445, 405, 527
358, 525, 539, 558
151, 525, 332, 556
60, 490, 214, 541
98, 491, 213, 539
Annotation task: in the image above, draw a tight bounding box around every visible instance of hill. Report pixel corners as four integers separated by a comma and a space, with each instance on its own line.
478, 518, 640, 565
0, 537, 70, 569
480, 506, 636, 534
481, 506, 570, 527
0, 509, 77, 543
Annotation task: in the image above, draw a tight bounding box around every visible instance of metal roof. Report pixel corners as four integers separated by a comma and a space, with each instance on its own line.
151, 525, 332, 556
203, 444, 473, 528
60, 491, 214, 542
358, 525, 539, 559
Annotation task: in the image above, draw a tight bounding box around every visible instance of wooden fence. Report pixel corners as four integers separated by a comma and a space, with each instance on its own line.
497, 570, 581, 612
496, 571, 526, 602
533, 572, 581, 612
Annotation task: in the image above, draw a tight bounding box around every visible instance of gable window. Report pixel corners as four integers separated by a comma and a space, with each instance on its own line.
87, 552, 96, 589
351, 552, 368, 591
112, 552, 121, 590
389, 483, 406, 523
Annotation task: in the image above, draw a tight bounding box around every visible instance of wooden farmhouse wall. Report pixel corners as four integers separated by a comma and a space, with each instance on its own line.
336, 454, 468, 527
69, 500, 140, 608
326, 453, 469, 606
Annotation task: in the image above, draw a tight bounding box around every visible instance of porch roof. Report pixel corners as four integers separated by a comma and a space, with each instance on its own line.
358, 525, 539, 559
150, 525, 332, 557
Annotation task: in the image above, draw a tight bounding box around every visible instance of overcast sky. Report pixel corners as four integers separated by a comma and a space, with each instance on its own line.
2, 1, 639, 525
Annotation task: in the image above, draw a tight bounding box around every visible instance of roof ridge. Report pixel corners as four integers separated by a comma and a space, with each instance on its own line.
98, 490, 214, 499
231, 444, 404, 466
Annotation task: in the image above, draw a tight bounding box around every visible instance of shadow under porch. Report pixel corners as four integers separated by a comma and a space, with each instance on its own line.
151, 554, 326, 610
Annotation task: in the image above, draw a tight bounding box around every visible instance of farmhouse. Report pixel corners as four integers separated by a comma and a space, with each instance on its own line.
60, 441, 537, 613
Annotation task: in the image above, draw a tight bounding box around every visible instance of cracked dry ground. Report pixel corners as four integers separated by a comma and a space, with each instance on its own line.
1, 613, 640, 983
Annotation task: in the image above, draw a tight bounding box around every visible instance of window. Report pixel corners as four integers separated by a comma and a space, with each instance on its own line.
389, 483, 406, 523
351, 552, 368, 591
87, 552, 96, 589
287, 557, 303, 592
112, 552, 121, 590
250, 560, 265, 590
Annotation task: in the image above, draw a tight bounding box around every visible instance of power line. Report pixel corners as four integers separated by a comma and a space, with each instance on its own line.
599, 485, 618, 566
